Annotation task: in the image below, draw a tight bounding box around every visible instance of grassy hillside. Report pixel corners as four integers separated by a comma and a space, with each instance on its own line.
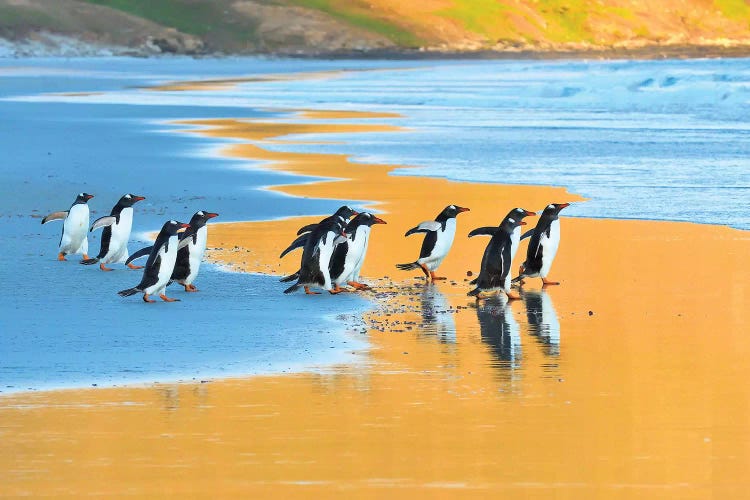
2, 0, 750, 55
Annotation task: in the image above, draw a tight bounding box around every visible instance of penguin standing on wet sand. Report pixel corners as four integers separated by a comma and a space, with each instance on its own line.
82, 193, 145, 271
126, 210, 219, 292
283, 217, 346, 295
468, 215, 528, 300
118, 220, 189, 303
279, 205, 359, 260
513, 202, 571, 287
41, 192, 94, 261
396, 204, 470, 283
329, 212, 387, 292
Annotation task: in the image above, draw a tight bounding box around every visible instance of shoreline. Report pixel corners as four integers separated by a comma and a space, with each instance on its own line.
2, 91, 750, 495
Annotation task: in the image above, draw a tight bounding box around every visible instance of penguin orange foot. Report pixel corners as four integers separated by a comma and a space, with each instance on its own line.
142, 294, 156, 303
542, 278, 560, 286
82, 254, 89, 260
99, 263, 114, 272
57, 253, 66, 261
127, 262, 144, 270
430, 272, 447, 281
506, 290, 522, 300
183, 284, 198, 292
347, 281, 370, 290
159, 294, 180, 302
304, 286, 320, 295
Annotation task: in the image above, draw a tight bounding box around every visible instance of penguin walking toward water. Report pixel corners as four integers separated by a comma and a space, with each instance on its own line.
126, 211, 219, 292
279, 206, 358, 260
118, 220, 189, 303
82, 193, 145, 271
467, 215, 528, 300
283, 217, 346, 295
396, 204, 469, 282
467, 207, 536, 286
41, 192, 94, 261
513, 203, 570, 287
329, 212, 386, 292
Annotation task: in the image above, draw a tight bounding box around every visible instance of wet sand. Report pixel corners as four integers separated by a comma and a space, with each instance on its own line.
2, 110, 749, 497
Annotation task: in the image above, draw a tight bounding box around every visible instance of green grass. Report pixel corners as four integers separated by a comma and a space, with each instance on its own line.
80, 0, 252, 39
288, 0, 423, 47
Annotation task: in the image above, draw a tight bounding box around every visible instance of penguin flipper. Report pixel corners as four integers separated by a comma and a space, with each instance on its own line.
469, 277, 478, 285
468, 226, 499, 238
90, 216, 116, 232
279, 234, 309, 258
41, 211, 68, 224
283, 283, 301, 294
520, 229, 534, 240
467, 288, 481, 297
125, 246, 153, 265
296, 223, 318, 236
280, 271, 300, 283
118, 287, 141, 297
405, 221, 441, 237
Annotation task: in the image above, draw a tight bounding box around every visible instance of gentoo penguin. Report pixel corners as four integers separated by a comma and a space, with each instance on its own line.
513, 202, 570, 287
467, 215, 527, 300
467, 207, 535, 285
81, 193, 145, 271
283, 217, 346, 295
396, 204, 469, 282
279, 205, 359, 259
118, 220, 189, 303
328, 212, 386, 292
126, 211, 219, 292
41, 192, 94, 261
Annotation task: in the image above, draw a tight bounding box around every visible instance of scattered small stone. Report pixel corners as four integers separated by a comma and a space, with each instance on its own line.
588, 310, 594, 316
467, 270, 473, 277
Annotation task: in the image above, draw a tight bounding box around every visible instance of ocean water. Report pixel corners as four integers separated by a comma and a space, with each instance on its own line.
1, 56, 747, 392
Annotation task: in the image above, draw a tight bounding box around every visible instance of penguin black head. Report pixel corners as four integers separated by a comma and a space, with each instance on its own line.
162, 219, 190, 235
346, 212, 387, 232
189, 210, 219, 228
74, 193, 94, 204
334, 205, 359, 220
501, 216, 527, 233
504, 207, 536, 223
118, 193, 146, 208
540, 202, 571, 219
438, 204, 470, 221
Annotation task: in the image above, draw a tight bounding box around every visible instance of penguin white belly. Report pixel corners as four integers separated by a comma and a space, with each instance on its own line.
351, 229, 371, 281
103, 208, 134, 264
509, 226, 521, 261
60, 204, 89, 255
183, 226, 207, 285
540, 220, 561, 278
420, 219, 456, 270
317, 231, 337, 290
144, 235, 179, 295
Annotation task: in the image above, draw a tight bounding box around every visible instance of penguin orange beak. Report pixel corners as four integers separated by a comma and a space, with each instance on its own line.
133, 196, 146, 201
556, 203, 570, 209
206, 212, 219, 219
457, 207, 470, 213
85, 194, 94, 200
373, 217, 387, 224
524, 210, 536, 216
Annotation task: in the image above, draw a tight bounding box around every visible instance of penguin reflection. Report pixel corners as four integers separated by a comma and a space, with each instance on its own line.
523, 289, 560, 357
419, 286, 456, 344
476, 295, 521, 368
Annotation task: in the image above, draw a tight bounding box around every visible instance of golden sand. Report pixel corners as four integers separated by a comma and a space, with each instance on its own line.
1, 110, 749, 498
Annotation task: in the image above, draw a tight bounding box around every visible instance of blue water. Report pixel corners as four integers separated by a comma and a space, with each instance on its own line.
1, 56, 747, 392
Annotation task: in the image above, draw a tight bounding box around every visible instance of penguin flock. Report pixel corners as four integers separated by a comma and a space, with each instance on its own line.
42, 192, 218, 303
43, 194, 570, 302
280, 202, 571, 298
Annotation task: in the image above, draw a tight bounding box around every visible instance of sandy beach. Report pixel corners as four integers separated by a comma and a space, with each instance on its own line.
2, 105, 749, 497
